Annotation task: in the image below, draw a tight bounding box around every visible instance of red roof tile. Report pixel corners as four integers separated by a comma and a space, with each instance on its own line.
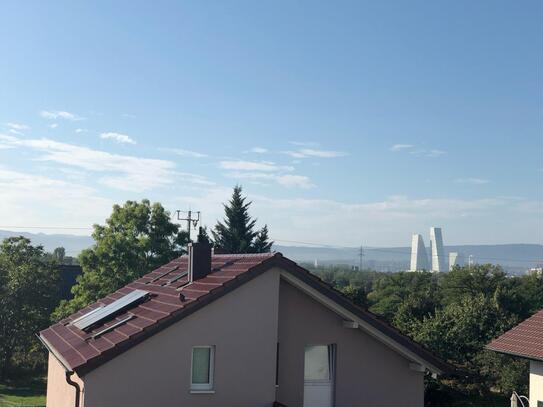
487, 309, 543, 361
40, 252, 452, 376
40, 253, 276, 374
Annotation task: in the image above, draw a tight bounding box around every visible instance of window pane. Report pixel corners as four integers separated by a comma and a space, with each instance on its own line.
192, 348, 211, 384
304, 345, 330, 381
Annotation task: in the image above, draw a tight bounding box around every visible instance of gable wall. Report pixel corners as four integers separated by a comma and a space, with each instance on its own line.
276, 279, 424, 407
81, 268, 280, 407
46, 354, 84, 407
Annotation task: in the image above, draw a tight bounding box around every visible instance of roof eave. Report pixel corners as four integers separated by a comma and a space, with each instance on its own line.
486, 345, 543, 363
275, 258, 454, 375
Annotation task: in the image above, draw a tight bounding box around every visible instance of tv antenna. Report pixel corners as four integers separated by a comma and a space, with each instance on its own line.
176, 210, 200, 241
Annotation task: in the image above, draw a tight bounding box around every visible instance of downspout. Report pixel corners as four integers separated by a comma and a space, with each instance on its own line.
65, 371, 81, 407
36, 334, 81, 407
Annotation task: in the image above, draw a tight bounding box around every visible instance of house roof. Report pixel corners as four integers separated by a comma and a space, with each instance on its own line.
487, 309, 543, 361
40, 252, 452, 376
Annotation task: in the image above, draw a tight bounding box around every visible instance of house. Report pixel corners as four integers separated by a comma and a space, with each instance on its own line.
40, 242, 451, 407
487, 310, 543, 406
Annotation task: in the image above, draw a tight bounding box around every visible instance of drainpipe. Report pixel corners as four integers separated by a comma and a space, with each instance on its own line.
36, 334, 81, 407
65, 371, 81, 407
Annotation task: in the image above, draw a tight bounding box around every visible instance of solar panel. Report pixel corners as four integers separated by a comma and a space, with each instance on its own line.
72, 289, 149, 331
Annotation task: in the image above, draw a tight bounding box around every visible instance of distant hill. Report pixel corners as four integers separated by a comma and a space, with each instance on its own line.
274, 244, 543, 274
0, 230, 541, 274
0, 230, 94, 256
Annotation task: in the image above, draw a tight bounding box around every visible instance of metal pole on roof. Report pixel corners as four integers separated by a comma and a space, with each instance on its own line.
176, 210, 201, 241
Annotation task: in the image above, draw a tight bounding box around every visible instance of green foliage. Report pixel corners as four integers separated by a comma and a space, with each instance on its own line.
53, 200, 189, 320
322, 264, 540, 402
212, 186, 272, 253
0, 237, 59, 379
253, 225, 273, 253
414, 294, 515, 365
368, 271, 441, 321
0, 378, 46, 406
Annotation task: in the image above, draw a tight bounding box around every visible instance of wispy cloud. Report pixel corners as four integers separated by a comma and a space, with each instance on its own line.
224, 171, 313, 189
163, 148, 208, 158
454, 177, 490, 185
100, 132, 136, 145
5, 122, 29, 131
75, 128, 88, 134
0, 135, 177, 192
390, 144, 414, 151
49, 123, 59, 129
390, 144, 446, 158
289, 141, 319, 147
40, 110, 84, 121
284, 148, 347, 158
425, 149, 446, 158
276, 174, 313, 188
122, 113, 136, 118
249, 147, 268, 154
220, 160, 294, 172
0, 166, 112, 235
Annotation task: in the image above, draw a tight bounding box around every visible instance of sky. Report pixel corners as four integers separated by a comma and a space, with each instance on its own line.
1, 1, 543, 247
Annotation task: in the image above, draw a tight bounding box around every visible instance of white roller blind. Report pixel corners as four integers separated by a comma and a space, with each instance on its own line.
192, 347, 211, 384
304, 345, 330, 381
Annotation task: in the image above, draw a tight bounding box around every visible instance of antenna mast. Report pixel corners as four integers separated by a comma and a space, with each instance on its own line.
176, 210, 201, 241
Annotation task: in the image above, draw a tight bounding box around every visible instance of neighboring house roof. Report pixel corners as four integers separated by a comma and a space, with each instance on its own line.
487, 309, 543, 361
40, 252, 452, 376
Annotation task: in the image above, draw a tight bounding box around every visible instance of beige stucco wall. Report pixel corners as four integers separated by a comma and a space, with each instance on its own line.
46, 353, 84, 407
530, 361, 543, 407
80, 268, 280, 407
276, 279, 424, 407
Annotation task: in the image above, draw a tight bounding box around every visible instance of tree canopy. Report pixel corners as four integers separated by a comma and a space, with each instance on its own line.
54, 200, 189, 319
212, 186, 273, 253
310, 262, 537, 401
0, 237, 59, 379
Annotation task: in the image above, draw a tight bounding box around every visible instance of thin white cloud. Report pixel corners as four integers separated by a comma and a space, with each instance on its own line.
49, 123, 59, 129
122, 113, 136, 118
283, 150, 307, 158
249, 147, 268, 154
0, 166, 112, 235
5, 122, 29, 130
300, 148, 347, 158
425, 149, 446, 158
390, 144, 414, 151
284, 148, 347, 158
289, 141, 319, 147
40, 110, 84, 121
0, 135, 179, 192
75, 128, 88, 134
100, 132, 136, 145
163, 148, 208, 158
391, 144, 446, 158
220, 160, 294, 172
455, 177, 490, 185
276, 174, 313, 189
224, 171, 313, 189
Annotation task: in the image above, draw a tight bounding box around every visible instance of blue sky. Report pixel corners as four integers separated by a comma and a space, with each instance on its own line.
1, 1, 542, 246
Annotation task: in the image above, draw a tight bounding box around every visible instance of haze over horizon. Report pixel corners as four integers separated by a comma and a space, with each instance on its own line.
1, 1, 543, 247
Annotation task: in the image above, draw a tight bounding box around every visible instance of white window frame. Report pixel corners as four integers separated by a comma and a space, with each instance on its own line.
190, 345, 215, 393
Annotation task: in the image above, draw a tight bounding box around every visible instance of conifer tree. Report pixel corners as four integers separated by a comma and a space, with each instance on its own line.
212, 186, 272, 253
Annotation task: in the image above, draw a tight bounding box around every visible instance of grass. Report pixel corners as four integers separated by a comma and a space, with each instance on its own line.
0, 380, 46, 407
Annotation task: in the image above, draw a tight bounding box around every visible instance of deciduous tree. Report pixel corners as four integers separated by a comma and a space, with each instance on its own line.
54, 200, 189, 319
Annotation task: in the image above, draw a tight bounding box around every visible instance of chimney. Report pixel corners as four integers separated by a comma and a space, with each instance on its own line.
188, 241, 212, 282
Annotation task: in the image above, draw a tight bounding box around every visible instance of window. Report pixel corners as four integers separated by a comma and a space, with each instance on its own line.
191, 346, 215, 392
304, 345, 334, 382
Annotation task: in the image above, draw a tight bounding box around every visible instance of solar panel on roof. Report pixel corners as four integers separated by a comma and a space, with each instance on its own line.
72, 289, 149, 331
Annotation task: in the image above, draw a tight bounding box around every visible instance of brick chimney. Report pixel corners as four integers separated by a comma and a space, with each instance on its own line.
188, 241, 212, 282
